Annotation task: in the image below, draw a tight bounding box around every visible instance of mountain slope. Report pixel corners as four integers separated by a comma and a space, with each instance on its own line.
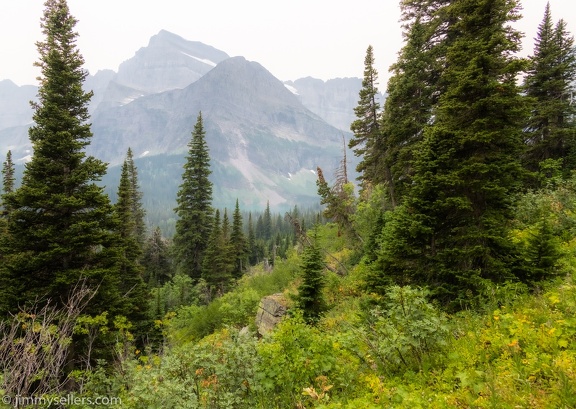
114, 30, 230, 94
0, 80, 37, 131
1, 33, 355, 213
285, 77, 385, 132
90, 56, 348, 210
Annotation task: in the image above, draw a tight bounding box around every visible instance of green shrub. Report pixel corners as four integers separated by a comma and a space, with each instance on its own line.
358, 286, 449, 374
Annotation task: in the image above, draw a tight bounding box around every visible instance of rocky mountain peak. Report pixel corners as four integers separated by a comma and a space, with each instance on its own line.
114, 30, 230, 94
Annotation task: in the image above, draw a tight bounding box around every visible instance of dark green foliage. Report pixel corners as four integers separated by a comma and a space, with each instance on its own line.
349, 45, 381, 188
230, 199, 248, 278
1, 150, 15, 198
114, 154, 149, 329
521, 218, 562, 285
2, 0, 121, 315
0, 150, 13, 311
173, 112, 213, 280
149, 273, 197, 319
142, 226, 173, 287
377, 1, 446, 205
373, 0, 529, 307
246, 212, 260, 265
295, 231, 326, 324
125, 147, 147, 247
262, 201, 272, 241
202, 209, 233, 297
523, 4, 576, 180
363, 211, 385, 264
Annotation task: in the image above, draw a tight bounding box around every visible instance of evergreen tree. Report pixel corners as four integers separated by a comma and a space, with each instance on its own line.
316, 143, 357, 239
376, 0, 447, 205
114, 156, 149, 327
255, 214, 265, 240
202, 209, 233, 296
126, 147, 147, 247
221, 208, 230, 242
142, 226, 173, 287
262, 200, 272, 241
523, 4, 576, 179
1, 150, 15, 196
247, 212, 258, 265
295, 230, 326, 324
173, 112, 213, 280
522, 218, 561, 285
349, 45, 381, 188
1, 150, 15, 215
3, 0, 121, 315
374, 0, 528, 306
0, 151, 15, 313
230, 199, 247, 277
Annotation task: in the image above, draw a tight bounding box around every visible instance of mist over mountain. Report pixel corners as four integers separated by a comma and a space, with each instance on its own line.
0, 80, 36, 131
115, 30, 230, 94
285, 77, 362, 132
0, 30, 363, 220
91, 56, 347, 211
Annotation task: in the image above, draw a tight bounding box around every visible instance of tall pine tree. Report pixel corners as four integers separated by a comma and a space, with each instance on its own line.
114, 153, 149, 328
202, 209, 233, 296
523, 3, 576, 180
142, 226, 173, 287
1, 151, 15, 196
247, 212, 259, 265
230, 199, 247, 277
373, 0, 528, 306
1, 150, 15, 215
349, 45, 381, 189
125, 147, 147, 247
0, 151, 15, 313
376, 0, 447, 205
3, 0, 121, 315
173, 112, 213, 280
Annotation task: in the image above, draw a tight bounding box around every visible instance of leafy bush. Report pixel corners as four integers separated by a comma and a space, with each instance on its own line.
254, 314, 344, 407
111, 328, 260, 409
357, 286, 449, 374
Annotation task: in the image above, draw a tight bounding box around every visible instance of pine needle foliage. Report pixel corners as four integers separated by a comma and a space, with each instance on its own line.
173, 112, 213, 280
2, 0, 121, 315
523, 3, 576, 180
373, 0, 529, 307
295, 229, 327, 324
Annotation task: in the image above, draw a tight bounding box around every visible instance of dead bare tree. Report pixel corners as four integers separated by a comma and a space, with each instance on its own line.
0, 279, 95, 401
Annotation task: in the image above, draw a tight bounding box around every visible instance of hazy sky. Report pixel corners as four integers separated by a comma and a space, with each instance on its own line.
1, 0, 574, 86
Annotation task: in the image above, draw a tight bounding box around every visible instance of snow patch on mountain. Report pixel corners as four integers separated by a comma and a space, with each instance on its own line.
284, 84, 299, 95
180, 51, 217, 67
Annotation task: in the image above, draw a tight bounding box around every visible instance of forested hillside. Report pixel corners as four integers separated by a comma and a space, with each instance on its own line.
1, 0, 576, 408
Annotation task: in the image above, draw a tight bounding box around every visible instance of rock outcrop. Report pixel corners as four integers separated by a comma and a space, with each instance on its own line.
255, 293, 288, 336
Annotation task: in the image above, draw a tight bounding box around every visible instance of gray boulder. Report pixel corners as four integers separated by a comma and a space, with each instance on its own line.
255, 293, 288, 336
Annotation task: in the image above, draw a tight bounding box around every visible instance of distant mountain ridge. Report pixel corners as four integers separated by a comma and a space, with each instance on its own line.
90, 56, 346, 209
0, 30, 364, 213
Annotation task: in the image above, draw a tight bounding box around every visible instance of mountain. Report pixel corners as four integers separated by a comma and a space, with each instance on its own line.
0, 31, 230, 159
284, 77, 385, 132
1, 31, 356, 222
114, 30, 230, 94
0, 80, 37, 131
90, 30, 231, 111
91, 56, 347, 213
